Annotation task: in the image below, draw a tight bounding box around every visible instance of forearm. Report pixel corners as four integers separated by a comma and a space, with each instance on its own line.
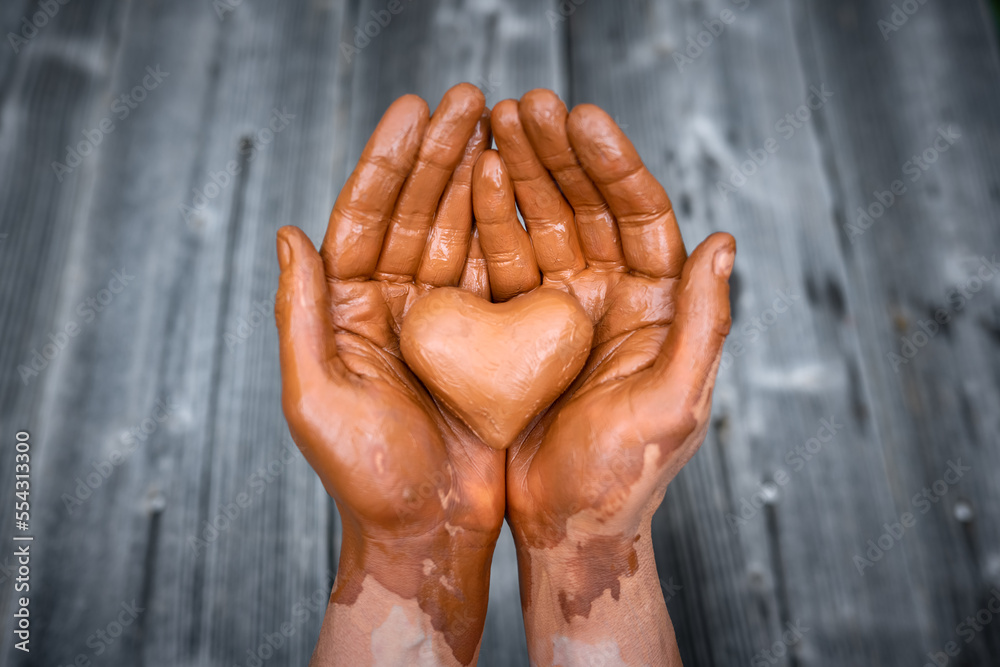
311, 527, 498, 666
515, 525, 681, 666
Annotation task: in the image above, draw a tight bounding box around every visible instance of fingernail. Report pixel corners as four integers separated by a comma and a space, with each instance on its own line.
277, 235, 292, 270
713, 247, 735, 278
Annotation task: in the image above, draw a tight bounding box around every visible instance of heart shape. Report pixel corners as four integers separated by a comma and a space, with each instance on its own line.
400, 287, 594, 450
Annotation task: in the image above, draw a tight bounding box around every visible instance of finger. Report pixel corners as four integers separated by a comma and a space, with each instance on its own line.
491, 99, 585, 281
567, 104, 686, 279
643, 233, 735, 419
415, 109, 492, 287
276, 226, 346, 395
321, 95, 429, 280
519, 89, 625, 269
458, 228, 491, 300
375, 83, 486, 281
472, 150, 541, 301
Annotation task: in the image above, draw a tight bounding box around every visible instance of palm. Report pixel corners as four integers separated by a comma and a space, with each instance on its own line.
565, 268, 672, 381
330, 278, 504, 534
511, 255, 683, 535
276, 85, 504, 542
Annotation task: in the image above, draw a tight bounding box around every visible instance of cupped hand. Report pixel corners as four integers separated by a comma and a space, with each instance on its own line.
274, 83, 502, 664
478, 91, 734, 652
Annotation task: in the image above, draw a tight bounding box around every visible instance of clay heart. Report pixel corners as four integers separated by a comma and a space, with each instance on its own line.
400, 287, 594, 449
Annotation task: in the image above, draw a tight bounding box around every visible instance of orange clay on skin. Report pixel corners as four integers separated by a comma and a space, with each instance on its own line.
277, 84, 735, 665
277, 84, 507, 666
486, 92, 734, 658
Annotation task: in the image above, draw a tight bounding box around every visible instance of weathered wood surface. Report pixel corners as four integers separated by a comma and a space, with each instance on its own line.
1, 1, 998, 665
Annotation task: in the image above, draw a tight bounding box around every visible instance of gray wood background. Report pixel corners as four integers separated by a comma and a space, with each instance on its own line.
1, 0, 998, 665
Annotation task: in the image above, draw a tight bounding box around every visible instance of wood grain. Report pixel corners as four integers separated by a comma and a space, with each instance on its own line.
0, 1, 997, 665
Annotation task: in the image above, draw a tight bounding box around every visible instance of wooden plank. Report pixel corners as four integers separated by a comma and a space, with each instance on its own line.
0, 0, 226, 662
3, 1, 997, 665
0, 2, 140, 665
563, 0, 992, 664
182, 0, 355, 664
791, 0, 1000, 663
0, 1, 348, 666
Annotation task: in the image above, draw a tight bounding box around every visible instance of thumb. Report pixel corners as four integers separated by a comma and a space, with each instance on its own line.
275, 226, 343, 398
645, 232, 735, 421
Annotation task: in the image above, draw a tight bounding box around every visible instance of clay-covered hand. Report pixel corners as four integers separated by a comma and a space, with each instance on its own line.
275, 83, 501, 667
479, 91, 736, 665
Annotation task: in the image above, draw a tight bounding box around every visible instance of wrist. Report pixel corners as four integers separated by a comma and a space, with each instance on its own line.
334, 523, 498, 600
512, 520, 648, 615
318, 523, 497, 666
512, 521, 681, 666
